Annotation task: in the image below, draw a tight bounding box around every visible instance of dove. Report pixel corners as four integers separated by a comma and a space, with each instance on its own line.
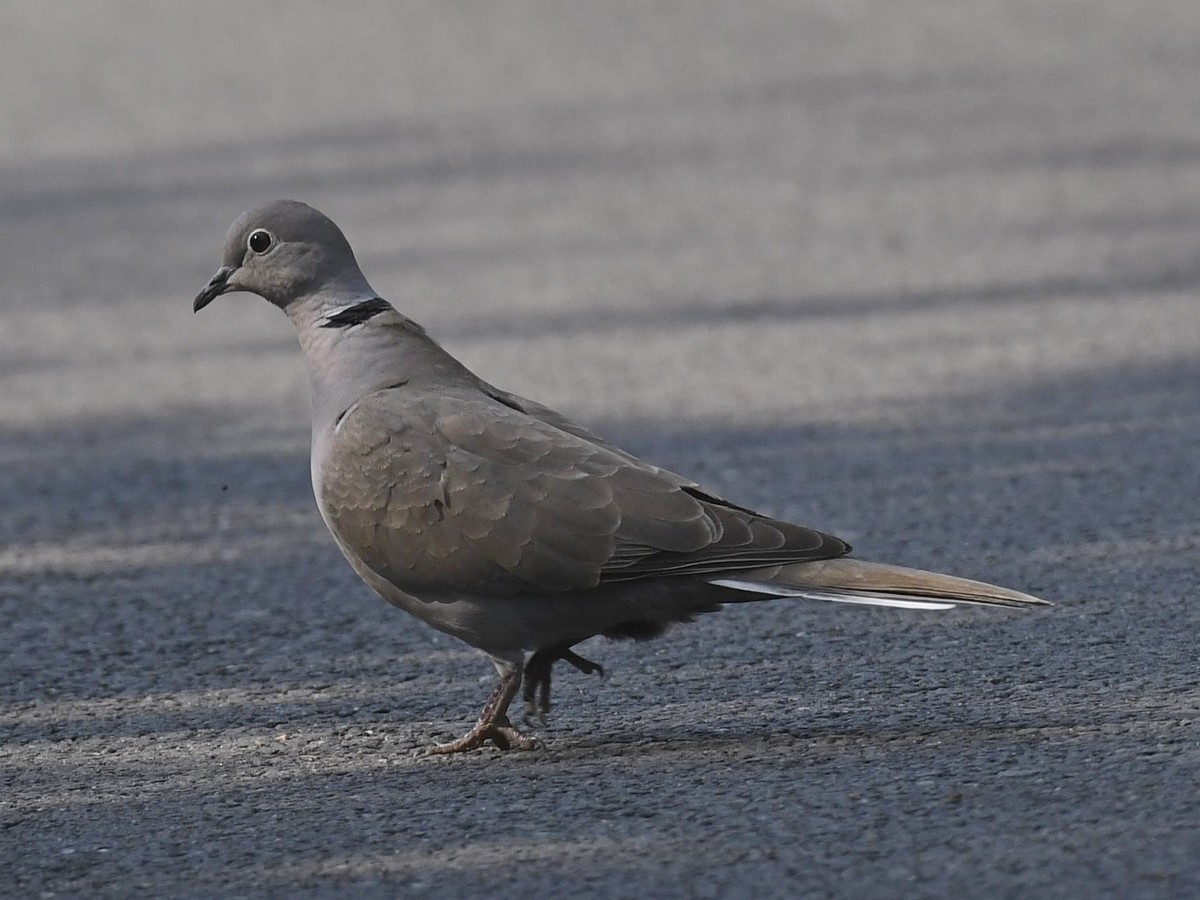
194, 199, 1048, 753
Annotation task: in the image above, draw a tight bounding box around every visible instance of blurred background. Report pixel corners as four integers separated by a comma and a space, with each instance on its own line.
2, 2, 1198, 897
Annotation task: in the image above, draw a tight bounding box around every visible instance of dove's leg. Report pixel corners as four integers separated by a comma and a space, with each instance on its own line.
425, 653, 537, 754
523, 645, 605, 721
523, 649, 554, 721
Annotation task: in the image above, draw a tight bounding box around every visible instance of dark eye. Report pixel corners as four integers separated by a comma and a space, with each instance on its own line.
248, 229, 274, 254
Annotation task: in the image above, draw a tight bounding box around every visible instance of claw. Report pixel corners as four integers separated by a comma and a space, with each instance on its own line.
522, 697, 541, 724
421, 662, 537, 754
521, 645, 605, 724
559, 649, 604, 678
423, 719, 537, 755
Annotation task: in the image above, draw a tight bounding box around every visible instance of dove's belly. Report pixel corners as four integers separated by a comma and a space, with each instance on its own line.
325, 525, 725, 655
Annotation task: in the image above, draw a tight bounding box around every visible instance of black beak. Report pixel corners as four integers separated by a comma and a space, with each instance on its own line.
193, 265, 236, 312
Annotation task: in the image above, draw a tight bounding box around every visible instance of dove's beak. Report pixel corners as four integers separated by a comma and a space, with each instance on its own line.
193, 265, 236, 312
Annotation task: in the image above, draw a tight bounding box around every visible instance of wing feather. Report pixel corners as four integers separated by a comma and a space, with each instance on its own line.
318, 384, 848, 599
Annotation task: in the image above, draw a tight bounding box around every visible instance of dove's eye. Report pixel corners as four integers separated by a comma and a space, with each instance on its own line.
248, 229, 274, 254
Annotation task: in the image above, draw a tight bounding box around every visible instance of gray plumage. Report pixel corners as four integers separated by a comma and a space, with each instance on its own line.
194, 199, 1048, 753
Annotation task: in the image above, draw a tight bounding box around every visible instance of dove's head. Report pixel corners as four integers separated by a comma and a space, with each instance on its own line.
193, 200, 375, 313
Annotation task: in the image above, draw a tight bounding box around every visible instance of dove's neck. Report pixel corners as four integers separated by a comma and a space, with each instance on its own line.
286, 291, 475, 450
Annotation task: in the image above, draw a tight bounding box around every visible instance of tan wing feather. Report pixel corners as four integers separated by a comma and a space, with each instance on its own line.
319, 384, 847, 599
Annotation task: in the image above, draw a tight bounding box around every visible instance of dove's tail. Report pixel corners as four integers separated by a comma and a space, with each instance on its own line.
710, 558, 1048, 611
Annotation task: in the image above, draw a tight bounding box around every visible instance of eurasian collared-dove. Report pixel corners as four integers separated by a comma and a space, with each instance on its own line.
194, 199, 1048, 754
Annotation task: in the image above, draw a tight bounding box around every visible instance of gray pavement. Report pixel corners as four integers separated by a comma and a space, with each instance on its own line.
2, 2, 1199, 897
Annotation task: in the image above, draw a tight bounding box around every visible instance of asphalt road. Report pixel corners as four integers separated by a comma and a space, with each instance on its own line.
2, 2, 1198, 897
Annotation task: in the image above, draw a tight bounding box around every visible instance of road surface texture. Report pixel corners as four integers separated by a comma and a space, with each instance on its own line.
2, 2, 1198, 897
